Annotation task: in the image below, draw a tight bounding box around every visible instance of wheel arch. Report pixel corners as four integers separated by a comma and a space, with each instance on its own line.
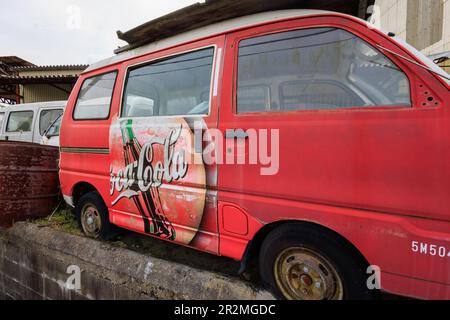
241, 219, 371, 276
72, 182, 99, 207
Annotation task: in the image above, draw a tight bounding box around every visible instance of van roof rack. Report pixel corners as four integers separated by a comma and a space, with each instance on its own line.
115, 0, 374, 54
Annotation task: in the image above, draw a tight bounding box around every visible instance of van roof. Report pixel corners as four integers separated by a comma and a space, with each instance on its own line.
117, 0, 370, 49
3, 101, 67, 111
86, 9, 347, 73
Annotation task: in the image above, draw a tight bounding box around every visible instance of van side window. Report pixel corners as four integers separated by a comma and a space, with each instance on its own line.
73, 72, 117, 120
122, 47, 214, 117
45, 114, 62, 137
39, 109, 63, 135
237, 28, 411, 113
6, 111, 34, 132
0, 112, 4, 129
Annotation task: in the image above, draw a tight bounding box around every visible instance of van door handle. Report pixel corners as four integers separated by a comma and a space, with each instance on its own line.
225, 129, 249, 140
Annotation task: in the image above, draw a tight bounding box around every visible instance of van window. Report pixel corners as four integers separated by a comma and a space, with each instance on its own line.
74, 72, 117, 120
122, 47, 214, 117
45, 114, 62, 137
39, 109, 63, 135
237, 28, 411, 113
0, 112, 4, 129
6, 111, 34, 132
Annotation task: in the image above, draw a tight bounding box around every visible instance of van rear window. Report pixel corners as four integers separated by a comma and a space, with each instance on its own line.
122, 47, 214, 118
73, 72, 117, 120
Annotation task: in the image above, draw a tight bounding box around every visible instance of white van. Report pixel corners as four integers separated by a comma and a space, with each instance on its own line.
0, 101, 66, 145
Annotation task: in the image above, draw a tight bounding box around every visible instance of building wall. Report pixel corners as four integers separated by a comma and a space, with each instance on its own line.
374, 0, 450, 72
20, 84, 73, 104
17, 68, 84, 103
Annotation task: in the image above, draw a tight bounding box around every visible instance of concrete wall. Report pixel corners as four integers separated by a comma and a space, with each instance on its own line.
374, 0, 450, 71
406, 0, 444, 51
0, 223, 273, 300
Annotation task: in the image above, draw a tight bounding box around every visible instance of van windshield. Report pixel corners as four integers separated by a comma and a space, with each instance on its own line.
39, 109, 63, 135
45, 114, 62, 137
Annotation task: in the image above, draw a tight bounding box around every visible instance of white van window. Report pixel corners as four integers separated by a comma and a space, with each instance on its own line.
45, 114, 62, 137
6, 111, 34, 132
0, 112, 4, 129
237, 28, 411, 113
39, 109, 63, 135
74, 72, 117, 120
122, 47, 214, 117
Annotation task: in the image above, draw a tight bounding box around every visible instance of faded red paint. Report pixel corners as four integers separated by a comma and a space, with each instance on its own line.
0, 141, 59, 227
60, 11, 450, 300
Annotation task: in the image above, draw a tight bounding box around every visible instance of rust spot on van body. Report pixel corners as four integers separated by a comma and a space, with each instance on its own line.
0, 141, 60, 227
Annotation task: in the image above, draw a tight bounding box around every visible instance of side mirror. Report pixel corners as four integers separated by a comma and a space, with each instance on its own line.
45, 132, 58, 139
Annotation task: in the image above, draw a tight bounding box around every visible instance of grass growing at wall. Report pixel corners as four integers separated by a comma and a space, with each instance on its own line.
33, 204, 82, 236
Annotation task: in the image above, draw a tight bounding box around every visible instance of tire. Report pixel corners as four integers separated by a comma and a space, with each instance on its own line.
259, 223, 375, 300
75, 191, 117, 241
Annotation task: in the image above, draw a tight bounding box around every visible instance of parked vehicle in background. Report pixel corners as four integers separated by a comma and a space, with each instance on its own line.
0, 103, 9, 129
0, 110, 5, 132
59, 10, 450, 300
0, 101, 66, 145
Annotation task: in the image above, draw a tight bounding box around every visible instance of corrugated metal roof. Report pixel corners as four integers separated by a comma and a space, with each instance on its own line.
12, 65, 88, 71
0, 56, 35, 67
0, 74, 80, 84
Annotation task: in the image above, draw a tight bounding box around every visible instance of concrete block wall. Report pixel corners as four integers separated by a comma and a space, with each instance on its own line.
374, 0, 450, 72
0, 223, 274, 300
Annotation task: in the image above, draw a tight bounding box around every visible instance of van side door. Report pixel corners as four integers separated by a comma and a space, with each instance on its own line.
109, 36, 225, 254
219, 17, 449, 282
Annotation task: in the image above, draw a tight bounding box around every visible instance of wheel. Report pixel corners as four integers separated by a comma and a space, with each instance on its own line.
259, 224, 374, 300
75, 191, 117, 241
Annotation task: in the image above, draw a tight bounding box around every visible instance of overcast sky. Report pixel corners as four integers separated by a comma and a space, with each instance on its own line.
0, 0, 202, 66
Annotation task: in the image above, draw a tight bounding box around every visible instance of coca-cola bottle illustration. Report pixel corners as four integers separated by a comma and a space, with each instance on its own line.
120, 119, 176, 240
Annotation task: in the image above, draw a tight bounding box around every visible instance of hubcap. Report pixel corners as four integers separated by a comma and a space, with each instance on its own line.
274, 247, 344, 300
81, 204, 102, 238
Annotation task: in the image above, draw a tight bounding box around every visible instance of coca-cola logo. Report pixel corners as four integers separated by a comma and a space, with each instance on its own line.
110, 126, 188, 206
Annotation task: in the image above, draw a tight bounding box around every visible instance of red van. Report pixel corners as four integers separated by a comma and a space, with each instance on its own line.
60, 10, 450, 300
